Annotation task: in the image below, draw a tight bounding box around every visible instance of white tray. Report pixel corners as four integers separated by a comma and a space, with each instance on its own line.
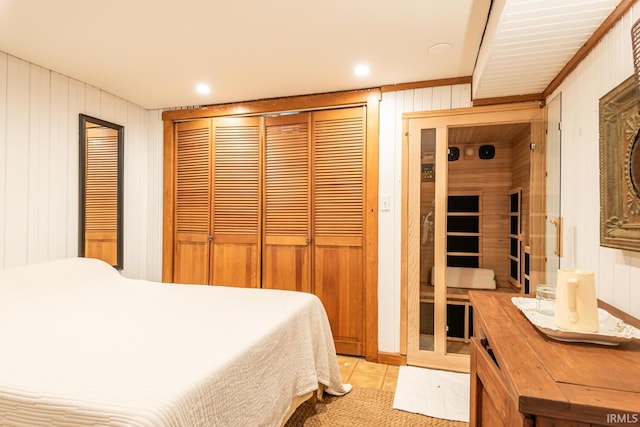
511, 297, 640, 346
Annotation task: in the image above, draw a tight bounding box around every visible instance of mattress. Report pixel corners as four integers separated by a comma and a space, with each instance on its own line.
433, 266, 497, 289
0, 257, 350, 426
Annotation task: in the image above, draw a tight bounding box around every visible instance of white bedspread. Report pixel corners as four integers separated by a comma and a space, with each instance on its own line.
0, 257, 350, 426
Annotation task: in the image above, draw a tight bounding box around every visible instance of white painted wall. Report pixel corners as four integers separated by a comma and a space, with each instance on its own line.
377, 84, 472, 353
547, 6, 640, 319
0, 51, 163, 280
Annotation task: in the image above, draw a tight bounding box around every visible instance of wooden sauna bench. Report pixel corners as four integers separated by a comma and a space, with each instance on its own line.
420, 283, 516, 343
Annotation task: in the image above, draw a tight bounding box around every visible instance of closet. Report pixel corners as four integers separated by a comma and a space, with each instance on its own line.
173, 117, 261, 287
162, 90, 379, 358
263, 107, 365, 354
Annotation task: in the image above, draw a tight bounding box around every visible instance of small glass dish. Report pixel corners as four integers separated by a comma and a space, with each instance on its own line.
536, 284, 556, 316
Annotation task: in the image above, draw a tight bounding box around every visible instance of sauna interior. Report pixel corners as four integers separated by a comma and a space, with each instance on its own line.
419, 122, 532, 356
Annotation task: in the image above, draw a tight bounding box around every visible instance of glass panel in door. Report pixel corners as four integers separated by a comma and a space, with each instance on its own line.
546, 93, 562, 285
419, 128, 436, 351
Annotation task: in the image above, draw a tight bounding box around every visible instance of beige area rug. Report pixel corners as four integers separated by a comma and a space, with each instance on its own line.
393, 366, 470, 423
285, 387, 469, 427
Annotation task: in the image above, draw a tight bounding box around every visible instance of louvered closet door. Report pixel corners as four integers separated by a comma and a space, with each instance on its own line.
210, 117, 261, 287
84, 127, 118, 266
174, 119, 212, 285
313, 106, 365, 356
263, 113, 311, 292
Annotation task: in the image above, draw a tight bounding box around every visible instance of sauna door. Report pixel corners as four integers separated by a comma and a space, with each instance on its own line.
404, 103, 547, 372
405, 118, 469, 371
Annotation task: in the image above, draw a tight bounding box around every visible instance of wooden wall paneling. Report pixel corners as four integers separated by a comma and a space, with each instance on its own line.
364, 94, 380, 361
512, 132, 531, 248
5, 55, 30, 268
162, 119, 176, 282
0, 51, 159, 276
124, 100, 149, 279
66, 78, 84, 261
399, 116, 409, 356
48, 72, 71, 261
174, 119, 212, 285
27, 63, 50, 264
263, 113, 312, 292
312, 106, 366, 355
146, 109, 164, 282
447, 140, 512, 287
529, 106, 547, 293
210, 116, 261, 288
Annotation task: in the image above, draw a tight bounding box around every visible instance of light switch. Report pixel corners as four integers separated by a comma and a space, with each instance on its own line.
381, 195, 390, 211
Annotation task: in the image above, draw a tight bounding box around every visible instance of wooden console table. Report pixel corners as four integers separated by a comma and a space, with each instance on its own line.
469, 291, 640, 426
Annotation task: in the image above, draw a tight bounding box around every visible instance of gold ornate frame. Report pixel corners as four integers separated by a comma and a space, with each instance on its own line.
599, 75, 640, 252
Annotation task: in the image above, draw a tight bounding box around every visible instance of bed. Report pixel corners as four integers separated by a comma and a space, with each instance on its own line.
0, 257, 350, 426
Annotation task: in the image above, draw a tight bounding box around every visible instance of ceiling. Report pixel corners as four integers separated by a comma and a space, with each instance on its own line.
0, 0, 624, 110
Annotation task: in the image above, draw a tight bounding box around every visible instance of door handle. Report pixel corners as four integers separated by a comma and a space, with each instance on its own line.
305, 237, 312, 244
550, 217, 563, 257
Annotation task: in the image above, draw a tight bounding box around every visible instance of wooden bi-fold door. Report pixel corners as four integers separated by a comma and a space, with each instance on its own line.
174, 119, 212, 285
210, 117, 261, 287
263, 107, 366, 355
173, 117, 261, 287
312, 107, 365, 356
262, 113, 312, 293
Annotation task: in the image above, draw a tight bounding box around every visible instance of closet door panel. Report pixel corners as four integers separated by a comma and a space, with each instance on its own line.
175, 233, 209, 284
312, 107, 365, 354
174, 120, 211, 285
211, 117, 261, 287
263, 114, 311, 292
211, 237, 258, 287
314, 244, 364, 355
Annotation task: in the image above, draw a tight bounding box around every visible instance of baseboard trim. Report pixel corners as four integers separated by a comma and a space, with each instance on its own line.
377, 352, 407, 366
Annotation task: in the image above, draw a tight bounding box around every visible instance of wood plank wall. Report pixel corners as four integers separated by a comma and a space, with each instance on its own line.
447, 140, 513, 288
0, 51, 163, 279
511, 133, 531, 249
547, 5, 640, 318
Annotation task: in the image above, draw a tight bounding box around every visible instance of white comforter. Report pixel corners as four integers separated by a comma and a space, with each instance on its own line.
0, 257, 350, 426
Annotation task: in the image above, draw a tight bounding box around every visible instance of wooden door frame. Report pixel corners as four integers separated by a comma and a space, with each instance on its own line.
401, 102, 546, 371
162, 88, 381, 361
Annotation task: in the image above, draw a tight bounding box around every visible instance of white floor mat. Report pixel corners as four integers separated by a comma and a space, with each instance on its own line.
392, 365, 470, 423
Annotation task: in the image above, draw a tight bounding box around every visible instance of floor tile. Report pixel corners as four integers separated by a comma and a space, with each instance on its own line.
353, 359, 387, 376
381, 375, 398, 392
385, 365, 400, 378
348, 371, 384, 389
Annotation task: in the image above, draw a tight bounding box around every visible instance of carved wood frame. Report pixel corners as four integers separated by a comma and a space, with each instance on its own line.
599, 75, 640, 252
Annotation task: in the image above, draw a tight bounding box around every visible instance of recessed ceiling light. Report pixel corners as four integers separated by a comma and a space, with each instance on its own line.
428, 43, 452, 55
196, 83, 211, 94
354, 64, 370, 77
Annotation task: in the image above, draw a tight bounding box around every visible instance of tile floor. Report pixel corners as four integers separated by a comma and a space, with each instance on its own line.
337, 355, 399, 392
